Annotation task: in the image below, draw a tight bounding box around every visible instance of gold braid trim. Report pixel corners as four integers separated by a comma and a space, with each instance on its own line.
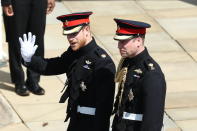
117, 67, 128, 110
114, 58, 128, 114
115, 57, 126, 82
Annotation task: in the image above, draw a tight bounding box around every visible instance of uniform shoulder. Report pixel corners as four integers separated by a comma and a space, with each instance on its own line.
143, 56, 163, 74
61, 47, 73, 57
93, 47, 112, 61
92, 47, 115, 69
142, 58, 165, 84
142, 60, 166, 88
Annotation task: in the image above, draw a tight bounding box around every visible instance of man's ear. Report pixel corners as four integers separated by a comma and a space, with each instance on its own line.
136, 37, 143, 47
85, 25, 90, 32
136, 37, 141, 42
84, 25, 91, 36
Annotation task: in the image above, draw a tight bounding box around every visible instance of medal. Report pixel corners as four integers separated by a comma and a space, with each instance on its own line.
128, 88, 134, 101
80, 81, 87, 92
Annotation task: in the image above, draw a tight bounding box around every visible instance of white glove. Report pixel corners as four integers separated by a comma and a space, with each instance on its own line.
19, 32, 38, 62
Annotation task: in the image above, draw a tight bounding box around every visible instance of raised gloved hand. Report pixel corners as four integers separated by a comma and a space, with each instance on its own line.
19, 32, 38, 62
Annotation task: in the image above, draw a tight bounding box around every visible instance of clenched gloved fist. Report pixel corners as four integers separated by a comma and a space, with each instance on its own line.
19, 32, 38, 62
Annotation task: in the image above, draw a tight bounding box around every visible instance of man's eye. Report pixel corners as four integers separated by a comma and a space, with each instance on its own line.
71, 32, 78, 36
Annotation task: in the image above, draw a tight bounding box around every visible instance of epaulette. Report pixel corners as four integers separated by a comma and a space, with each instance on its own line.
148, 63, 155, 70
144, 59, 155, 71
95, 48, 107, 59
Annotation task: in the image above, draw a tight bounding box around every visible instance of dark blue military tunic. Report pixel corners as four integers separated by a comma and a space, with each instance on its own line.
112, 48, 166, 131
27, 38, 116, 131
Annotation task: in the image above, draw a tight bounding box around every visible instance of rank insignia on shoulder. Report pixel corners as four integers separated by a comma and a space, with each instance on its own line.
101, 54, 106, 58
134, 68, 143, 74
148, 63, 155, 70
85, 60, 92, 65
80, 81, 87, 92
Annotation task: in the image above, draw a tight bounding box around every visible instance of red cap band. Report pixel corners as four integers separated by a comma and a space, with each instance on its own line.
63, 19, 90, 28
116, 27, 146, 34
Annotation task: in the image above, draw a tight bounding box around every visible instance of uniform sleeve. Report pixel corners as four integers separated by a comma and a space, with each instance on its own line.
94, 59, 116, 131
1, 0, 12, 6
141, 71, 166, 131
27, 51, 70, 75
